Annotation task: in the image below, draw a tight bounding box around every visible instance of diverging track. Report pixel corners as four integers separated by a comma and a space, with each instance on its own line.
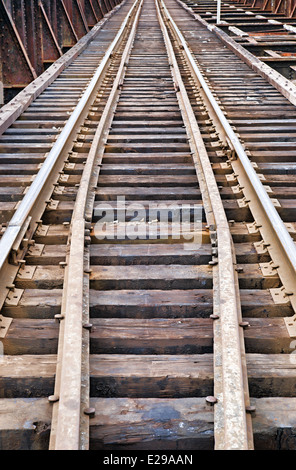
0, 0, 296, 451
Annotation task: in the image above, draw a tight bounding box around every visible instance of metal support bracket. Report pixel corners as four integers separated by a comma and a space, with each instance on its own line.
59, 174, 70, 183
232, 185, 244, 195
257, 173, 266, 181
259, 261, 278, 277
285, 223, 296, 234
284, 316, 296, 337
35, 224, 49, 237
46, 200, 59, 211
4, 288, 24, 306
53, 186, 65, 195
263, 185, 273, 194
246, 221, 262, 234
27, 243, 45, 256
237, 197, 250, 208
270, 286, 291, 305
16, 265, 36, 280
0, 315, 13, 338
221, 162, 232, 170
271, 198, 281, 207
254, 240, 269, 254
65, 163, 76, 170
226, 174, 237, 183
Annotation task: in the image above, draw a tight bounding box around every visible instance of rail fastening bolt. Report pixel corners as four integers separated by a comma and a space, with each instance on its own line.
206, 396, 218, 406
246, 406, 256, 415
210, 314, 219, 320
239, 321, 250, 329
84, 408, 96, 418
48, 395, 59, 403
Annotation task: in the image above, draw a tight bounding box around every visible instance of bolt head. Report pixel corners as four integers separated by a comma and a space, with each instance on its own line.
84, 407, 96, 417
48, 395, 59, 403
54, 314, 64, 321
210, 314, 219, 320
246, 405, 256, 414
206, 396, 218, 406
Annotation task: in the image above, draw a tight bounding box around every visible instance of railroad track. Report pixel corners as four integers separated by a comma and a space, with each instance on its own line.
1, 0, 296, 452
178, 0, 296, 83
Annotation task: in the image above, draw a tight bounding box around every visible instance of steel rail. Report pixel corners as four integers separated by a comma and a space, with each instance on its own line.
161, 0, 296, 334
50, 0, 143, 450
0, 0, 139, 318
161, 0, 296, 273
174, 0, 296, 108
0, 0, 139, 272
156, 0, 253, 450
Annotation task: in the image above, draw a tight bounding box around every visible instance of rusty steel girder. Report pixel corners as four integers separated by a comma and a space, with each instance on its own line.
231, 0, 296, 17
0, 0, 121, 103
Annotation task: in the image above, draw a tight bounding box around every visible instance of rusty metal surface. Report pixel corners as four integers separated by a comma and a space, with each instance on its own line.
0, 0, 123, 103
0, 0, 124, 137
233, 0, 296, 17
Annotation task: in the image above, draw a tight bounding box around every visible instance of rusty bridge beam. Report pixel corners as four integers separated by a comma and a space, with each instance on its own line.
232, 0, 293, 14
0, 0, 122, 104
90, 0, 104, 20
62, 0, 88, 38
0, 0, 37, 102
41, 0, 78, 50
83, 0, 99, 27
